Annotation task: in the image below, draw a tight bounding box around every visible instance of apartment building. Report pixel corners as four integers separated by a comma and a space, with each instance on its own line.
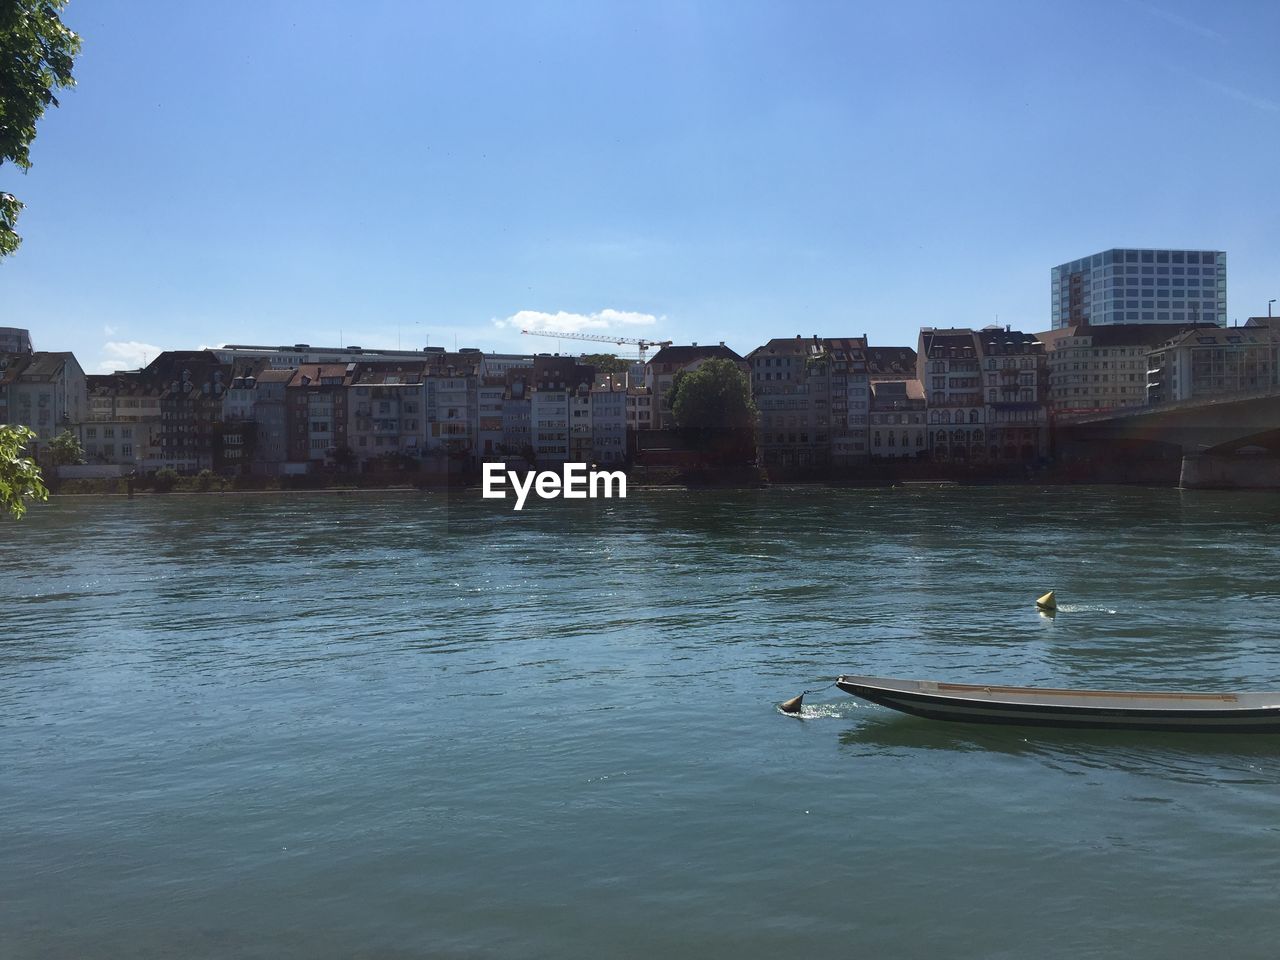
224, 368, 291, 474
84, 370, 163, 469
1147, 326, 1275, 404
824, 338, 871, 465
869, 379, 927, 458
476, 375, 506, 459
626, 386, 653, 433
530, 356, 596, 465
0, 352, 87, 447
424, 352, 479, 455
286, 364, 354, 466
590, 381, 627, 464
1037, 322, 1214, 417
976, 327, 1049, 461
917, 329, 985, 462
348, 364, 427, 462
749, 336, 832, 470
501, 370, 533, 458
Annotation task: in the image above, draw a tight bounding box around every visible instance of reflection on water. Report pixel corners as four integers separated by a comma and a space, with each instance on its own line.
4, 486, 1280, 959
836, 711, 1280, 786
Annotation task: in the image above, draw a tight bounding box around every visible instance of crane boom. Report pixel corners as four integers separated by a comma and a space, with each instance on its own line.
520, 329, 672, 362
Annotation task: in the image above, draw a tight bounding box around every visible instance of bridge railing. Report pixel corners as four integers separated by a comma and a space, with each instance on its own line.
1058, 382, 1280, 425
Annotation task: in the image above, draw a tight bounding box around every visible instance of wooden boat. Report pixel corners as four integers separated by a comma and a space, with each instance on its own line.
835, 674, 1280, 733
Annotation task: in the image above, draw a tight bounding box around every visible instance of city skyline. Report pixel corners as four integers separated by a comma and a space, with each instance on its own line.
4, 1, 1278, 373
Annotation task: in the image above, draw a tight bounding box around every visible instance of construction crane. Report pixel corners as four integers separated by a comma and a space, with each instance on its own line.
521, 329, 673, 363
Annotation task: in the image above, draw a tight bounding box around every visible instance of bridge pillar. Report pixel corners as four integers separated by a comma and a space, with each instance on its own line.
1179, 454, 1280, 490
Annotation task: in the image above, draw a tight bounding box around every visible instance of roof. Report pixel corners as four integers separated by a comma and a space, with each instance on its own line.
870, 379, 925, 403
649, 343, 745, 366
423, 352, 481, 376
866, 346, 916, 377
1043, 322, 1221, 349
919, 329, 978, 355
976, 327, 1040, 349
532, 355, 595, 387
0, 353, 33, 384
351, 361, 427, 385
288, 364, 354, 387
253, 368, 295, 384
1157, 326, 1271, 350
13, 351, 79, 380
87, 370, 165, 397
747, 336, 868, 362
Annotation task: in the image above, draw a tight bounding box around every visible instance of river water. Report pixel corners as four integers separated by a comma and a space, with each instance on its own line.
3, 487, 1280, 958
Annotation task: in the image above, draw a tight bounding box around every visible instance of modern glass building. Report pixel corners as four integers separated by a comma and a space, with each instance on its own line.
1051, 248, 1226, 330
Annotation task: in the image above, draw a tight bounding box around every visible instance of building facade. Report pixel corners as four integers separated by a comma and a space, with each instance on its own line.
1147, 326, 1275, 404
976, 327, 1049, 461
590, 382, 627, 464
1037, 322, 1214, 417
348, 364, 427, 464
286, 364, 354, 467
918, 329, 985, 462
530, 356, 595, 465
1, 352, 87, 447
868, 380, 927, 458
84, 370, 163, 469
1051, 248, 1226, 329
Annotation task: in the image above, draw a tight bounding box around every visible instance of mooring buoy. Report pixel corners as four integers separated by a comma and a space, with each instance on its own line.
779, 693, 805, 714
1036, 590, 1056, 611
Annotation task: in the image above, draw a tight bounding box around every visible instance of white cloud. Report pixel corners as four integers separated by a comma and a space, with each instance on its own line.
98, 340, 164, 373
1200, 77, 1280, 113
493, 308, 661, 334
1127, 0, 1225, 42
102, 324, 117, 337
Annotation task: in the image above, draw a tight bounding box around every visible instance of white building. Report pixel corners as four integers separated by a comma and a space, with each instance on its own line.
1147, 326, 1275, 404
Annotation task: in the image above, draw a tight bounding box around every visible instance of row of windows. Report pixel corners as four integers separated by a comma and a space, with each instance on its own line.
84, 443, 134, 457
1059, 251, 1219, 273
873, 433, 925, 448
84, 426, 134, 439
1104, 310, 1221, 322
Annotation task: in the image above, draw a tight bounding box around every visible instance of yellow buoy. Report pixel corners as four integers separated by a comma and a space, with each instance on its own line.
1036, 590, 1057, 611
779, 693, 805, 714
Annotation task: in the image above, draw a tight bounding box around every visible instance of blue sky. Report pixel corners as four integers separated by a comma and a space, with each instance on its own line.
4, 0, 1278, 372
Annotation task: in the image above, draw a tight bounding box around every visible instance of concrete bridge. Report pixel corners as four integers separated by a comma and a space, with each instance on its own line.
1056, 388, 1280, 488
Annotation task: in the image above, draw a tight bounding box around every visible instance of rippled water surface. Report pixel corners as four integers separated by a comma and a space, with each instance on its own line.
4, 487, 1280, 958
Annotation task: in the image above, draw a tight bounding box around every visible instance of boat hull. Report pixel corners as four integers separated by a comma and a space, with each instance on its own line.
836, 675, 1280, 733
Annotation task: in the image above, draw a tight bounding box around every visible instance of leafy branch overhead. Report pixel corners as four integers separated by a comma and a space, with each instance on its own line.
0, 425, 49, 519
0, 0, 81, 257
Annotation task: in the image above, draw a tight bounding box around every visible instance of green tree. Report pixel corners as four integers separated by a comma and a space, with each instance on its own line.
0, 424, 49, 518
1, 0, 82, 257
49, 426, 83, 465
580, 353, 631, 377
669, 358, 758, 465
